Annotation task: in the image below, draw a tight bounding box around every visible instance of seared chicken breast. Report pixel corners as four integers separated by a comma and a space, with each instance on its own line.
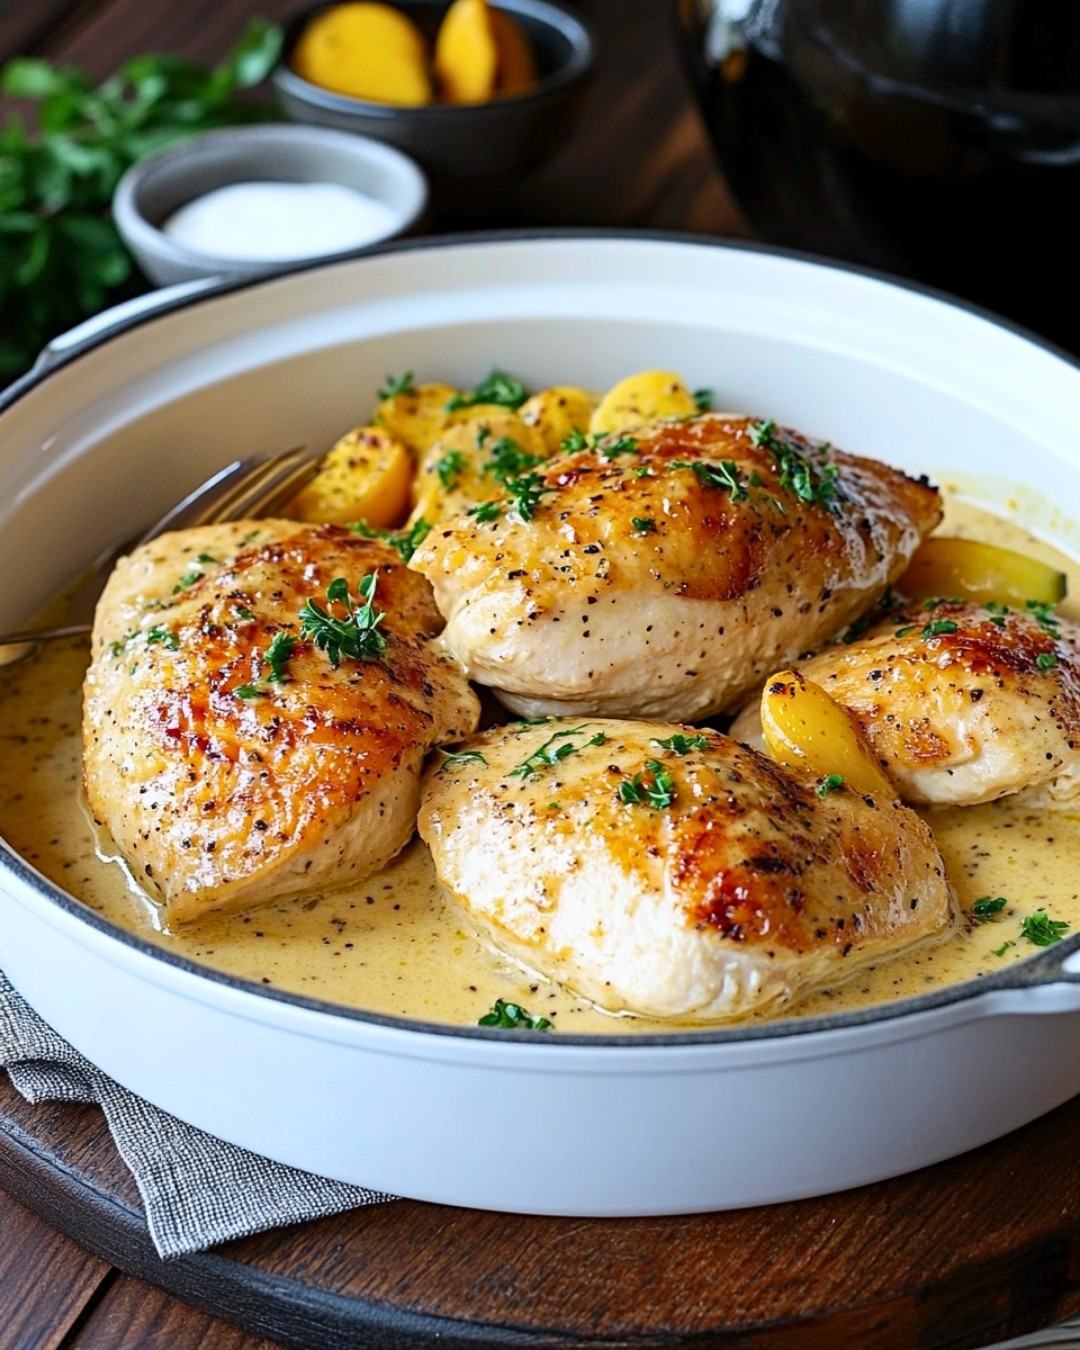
84, 521, 479, 925
731, 599, 1080, 806
418, 718, 953, 1021
409, 414, 941, 722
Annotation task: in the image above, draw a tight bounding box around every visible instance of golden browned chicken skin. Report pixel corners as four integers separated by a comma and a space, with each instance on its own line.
409, 414, 942, 722
733, 599, 1080, 806
83, 521, 479, 925
419, 718, 954, 1020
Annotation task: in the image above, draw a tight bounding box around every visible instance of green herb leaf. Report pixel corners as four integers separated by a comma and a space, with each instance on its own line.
483, 436, 544, 486
377, 371, 414, 400
299, 573, 387, 669
693, 388, 713, 413
476, 999, 552, 1031
618, 759, 677, 809
234, 684, 263, 700
349, 517, 432, 562
505, 470, 551, 522
509, 726, 606, 780
172, 569, 203, 594
145, 626, 179, 650
445, 370, 528, 412
265, 631, 297, 682
748, 419, 842, 511
921, 619, 960, 638
651, 733, 711, 755
817, 773, 845, 797
631, 516, 657, 535
435, 449, 465, 490
438, 750, 488, 774
1036, 651, 1058, 671
970, 896, 1007, 922
672, 458, 750, 502
469, 500, 502, 524
1026, 599, 1061, 634
1020, 911, 1070, 946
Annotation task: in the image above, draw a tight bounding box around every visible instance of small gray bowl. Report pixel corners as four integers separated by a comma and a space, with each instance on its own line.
112, 123, 429, 287
273, 0, 593, 210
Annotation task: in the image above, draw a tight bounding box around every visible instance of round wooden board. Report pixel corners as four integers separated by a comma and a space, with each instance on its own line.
1, 1074, 1079, 1349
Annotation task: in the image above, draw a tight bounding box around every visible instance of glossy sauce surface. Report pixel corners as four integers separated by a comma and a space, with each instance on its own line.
1, 492, 1078, 1032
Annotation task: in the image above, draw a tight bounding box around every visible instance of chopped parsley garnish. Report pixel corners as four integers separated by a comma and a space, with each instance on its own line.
146, 626, 179, 650
894, 626, 917, 639
349, 517, 432, 562
1026, 599, 1061, 634
970, 896, 1007, 923
817, 774, 845, 797
483, 436, 544, 486
435, 449, 465, 490
558, 428, 638, 458
264, 631, 297, 682
672, 458, 750, 502
618, 760, 676, 809
470, 500, 502, 524
842, 613, 876, 645
505, 470, 551, 522
299, 573, 386, 669
1036, 652, 1059, 671
377, 371, 414, 400
749, 419, 841, 510
993, 940, 1015, 957
233, 631, 298, 699
233, 605, 256, 622
921, 619, 959, 638
984, 603, 1009, 628
194, 552, 218, 565
598, 435, 639, 458
172, 569, 203, 594
631, 517, 657, 535
477, 999, 552, 1031
509, 725, 606, 780
1020, 911, 1070, 946
438, 750, 488, 774
651, 733, 711, 755
445, 369, 528, 412
693, 387, 713, 413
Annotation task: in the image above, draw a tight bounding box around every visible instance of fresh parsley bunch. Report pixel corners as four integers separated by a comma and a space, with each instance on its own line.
0, 18, 282, 380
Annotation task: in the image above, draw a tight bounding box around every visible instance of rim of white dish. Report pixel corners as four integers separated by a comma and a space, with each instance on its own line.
2, 227, 1080, 1046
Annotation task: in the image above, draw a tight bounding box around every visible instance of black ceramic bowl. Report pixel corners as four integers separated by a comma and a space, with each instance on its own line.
273, 0, 593, 205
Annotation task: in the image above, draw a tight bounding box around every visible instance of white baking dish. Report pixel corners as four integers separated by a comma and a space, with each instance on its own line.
2, 234, 1079, 1215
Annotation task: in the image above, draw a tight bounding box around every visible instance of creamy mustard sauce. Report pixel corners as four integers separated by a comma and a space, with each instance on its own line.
2, 492, 1078, 1031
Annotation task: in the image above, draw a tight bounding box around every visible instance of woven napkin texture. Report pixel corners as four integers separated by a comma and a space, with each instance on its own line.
0, 968, 395, 1258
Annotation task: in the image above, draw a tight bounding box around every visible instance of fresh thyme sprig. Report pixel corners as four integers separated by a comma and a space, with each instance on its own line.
349, 518, 432, 562
299, 574, 387, 669
509, 725, 606, 780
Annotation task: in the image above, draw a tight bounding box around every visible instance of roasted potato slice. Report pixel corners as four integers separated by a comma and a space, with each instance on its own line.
589, 370, 698, 436
288, 426, 412, 527
376, 382, 460, 453
898, 536, 1067, 608
519, 386, 596, 454
408, 411, 547, 526
760, 669, 897, 799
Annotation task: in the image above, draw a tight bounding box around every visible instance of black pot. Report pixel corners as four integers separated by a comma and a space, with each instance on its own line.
675, 0, 1080, 353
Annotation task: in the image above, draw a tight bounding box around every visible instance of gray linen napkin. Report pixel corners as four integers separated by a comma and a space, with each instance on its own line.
0, 968, 395, 1258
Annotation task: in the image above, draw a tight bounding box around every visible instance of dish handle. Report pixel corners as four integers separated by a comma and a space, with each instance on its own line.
986, 942, 1080, 1013
32, 279, 224, 377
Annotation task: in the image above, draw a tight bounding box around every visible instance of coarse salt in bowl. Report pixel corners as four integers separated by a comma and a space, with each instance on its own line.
112, 123, 429, 287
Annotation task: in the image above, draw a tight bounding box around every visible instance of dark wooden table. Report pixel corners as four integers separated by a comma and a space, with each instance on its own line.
3, 2, 1080, 1347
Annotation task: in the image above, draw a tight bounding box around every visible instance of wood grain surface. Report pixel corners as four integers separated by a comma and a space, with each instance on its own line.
2, 1, 1079, 1347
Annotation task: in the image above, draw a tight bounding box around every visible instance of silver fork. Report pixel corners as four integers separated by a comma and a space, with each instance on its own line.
0, 445, 324, 665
